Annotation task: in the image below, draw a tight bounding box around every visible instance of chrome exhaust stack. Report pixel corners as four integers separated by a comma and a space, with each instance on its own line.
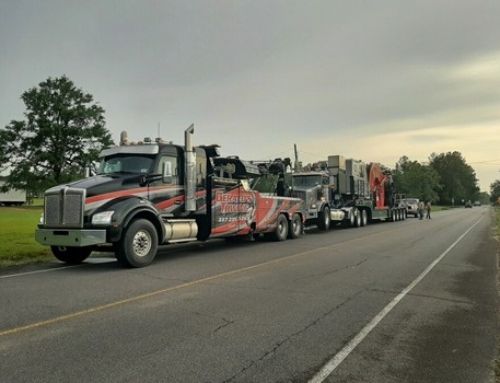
184, 124, 196, 212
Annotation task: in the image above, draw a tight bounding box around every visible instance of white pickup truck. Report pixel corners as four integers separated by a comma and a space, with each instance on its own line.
397, 196, 420, 218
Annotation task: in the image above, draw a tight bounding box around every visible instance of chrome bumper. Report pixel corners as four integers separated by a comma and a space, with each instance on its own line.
35, 228, 107, 247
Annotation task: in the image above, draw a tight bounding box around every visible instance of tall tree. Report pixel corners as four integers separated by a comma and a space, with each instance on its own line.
429, 151, 479, 205
392, 156, 440, 202
0, 76, 113, 196
490, 180, 500, 205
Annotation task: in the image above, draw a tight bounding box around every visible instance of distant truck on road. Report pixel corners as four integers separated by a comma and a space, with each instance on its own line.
0, 178, 26, 206
396, 196, 420, 218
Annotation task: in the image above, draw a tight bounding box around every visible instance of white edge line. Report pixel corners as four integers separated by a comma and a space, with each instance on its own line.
308, 214, 484, 383
0, 264, 83, 279
0, 259, 116, 279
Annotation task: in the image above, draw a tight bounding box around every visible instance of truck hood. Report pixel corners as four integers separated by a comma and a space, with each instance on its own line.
45, 174, 146, 198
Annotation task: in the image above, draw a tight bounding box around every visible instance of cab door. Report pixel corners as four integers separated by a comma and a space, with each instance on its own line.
150, 154, 182, 212
210, 176, 255, 237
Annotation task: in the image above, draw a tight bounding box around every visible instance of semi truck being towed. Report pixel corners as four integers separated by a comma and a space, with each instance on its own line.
259, 154, 407, 230
35, 125, 305, 268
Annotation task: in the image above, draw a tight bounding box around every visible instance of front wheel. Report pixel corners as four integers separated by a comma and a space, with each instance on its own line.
115, 219, 158, 268
317, 207, 331, 231
51, 246, 93, 265
288, 213, 303, 239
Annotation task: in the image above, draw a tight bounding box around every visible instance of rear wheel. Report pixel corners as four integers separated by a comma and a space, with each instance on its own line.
317, 206, 331, 231
272, 214, 289, 241
354, 209, 362, 227
348, 209, 357, 227
360, 209, 368, 226
288, 213, 303, 239
51, 246, 92, 265
115, 219, 158, 268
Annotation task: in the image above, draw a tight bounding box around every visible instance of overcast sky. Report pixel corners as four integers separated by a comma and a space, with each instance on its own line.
1, 0, 499, 192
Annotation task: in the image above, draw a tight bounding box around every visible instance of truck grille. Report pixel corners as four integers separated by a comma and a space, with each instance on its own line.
292, 190, 306, 201
44, 187, 85, 228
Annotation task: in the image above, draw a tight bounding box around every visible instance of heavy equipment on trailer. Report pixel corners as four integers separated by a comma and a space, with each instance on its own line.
35, 125, 305, 268
262, 153, 406, 230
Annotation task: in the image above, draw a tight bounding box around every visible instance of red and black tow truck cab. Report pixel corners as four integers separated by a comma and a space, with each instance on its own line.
36, 125, 305, 268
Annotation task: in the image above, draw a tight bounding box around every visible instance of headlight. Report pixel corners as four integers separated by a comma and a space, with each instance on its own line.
309, 195, 316, 209
92, 211, 115, 225
39, 213, 44, 224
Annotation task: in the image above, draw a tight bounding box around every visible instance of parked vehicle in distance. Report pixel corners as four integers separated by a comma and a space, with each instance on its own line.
474, 201, 481, 206
465, 200, 473, 208
405, 198, 420, 217
0, 178, 26, 206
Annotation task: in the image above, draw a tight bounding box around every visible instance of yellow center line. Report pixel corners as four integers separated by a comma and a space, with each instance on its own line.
0, 226, 405, 337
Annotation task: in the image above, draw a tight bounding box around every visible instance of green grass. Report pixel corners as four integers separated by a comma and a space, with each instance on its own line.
30, 198, 44, 207
0, 207, 52, 268
431, 205, 448, 211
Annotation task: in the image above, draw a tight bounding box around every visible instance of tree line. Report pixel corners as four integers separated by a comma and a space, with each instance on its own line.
0, 76, 498, 205
392, 154, 489, 206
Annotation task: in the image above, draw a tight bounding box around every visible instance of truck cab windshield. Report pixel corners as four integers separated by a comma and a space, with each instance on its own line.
293, 175, 324, 187
97, 155, 155, 175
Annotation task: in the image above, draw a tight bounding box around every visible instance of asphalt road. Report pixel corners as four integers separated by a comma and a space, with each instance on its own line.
0, 206, 498, 383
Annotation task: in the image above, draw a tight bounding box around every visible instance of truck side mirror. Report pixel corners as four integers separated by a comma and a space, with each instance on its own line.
162, 162, 173, 184
84, 166, 95, 177
316, 184, 323, 198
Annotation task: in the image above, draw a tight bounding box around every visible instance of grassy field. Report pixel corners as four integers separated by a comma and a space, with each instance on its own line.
0, 206, 52, 267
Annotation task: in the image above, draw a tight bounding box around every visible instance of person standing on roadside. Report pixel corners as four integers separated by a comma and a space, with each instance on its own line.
425, 201, 432, 219
418, 200, 425, 220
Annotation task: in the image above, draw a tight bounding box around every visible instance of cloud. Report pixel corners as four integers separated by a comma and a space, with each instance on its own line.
1, 0, 500, 192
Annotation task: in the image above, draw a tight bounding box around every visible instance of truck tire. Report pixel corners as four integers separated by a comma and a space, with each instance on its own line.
360, 209, 368, 226
354, 209, 362, 227
392, 209, 397, 222
50, 246, 92, 265
115, 219, 158, 268
288, 213, 303, 239
272, 214, 289, 241
317, 206, 331, 231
